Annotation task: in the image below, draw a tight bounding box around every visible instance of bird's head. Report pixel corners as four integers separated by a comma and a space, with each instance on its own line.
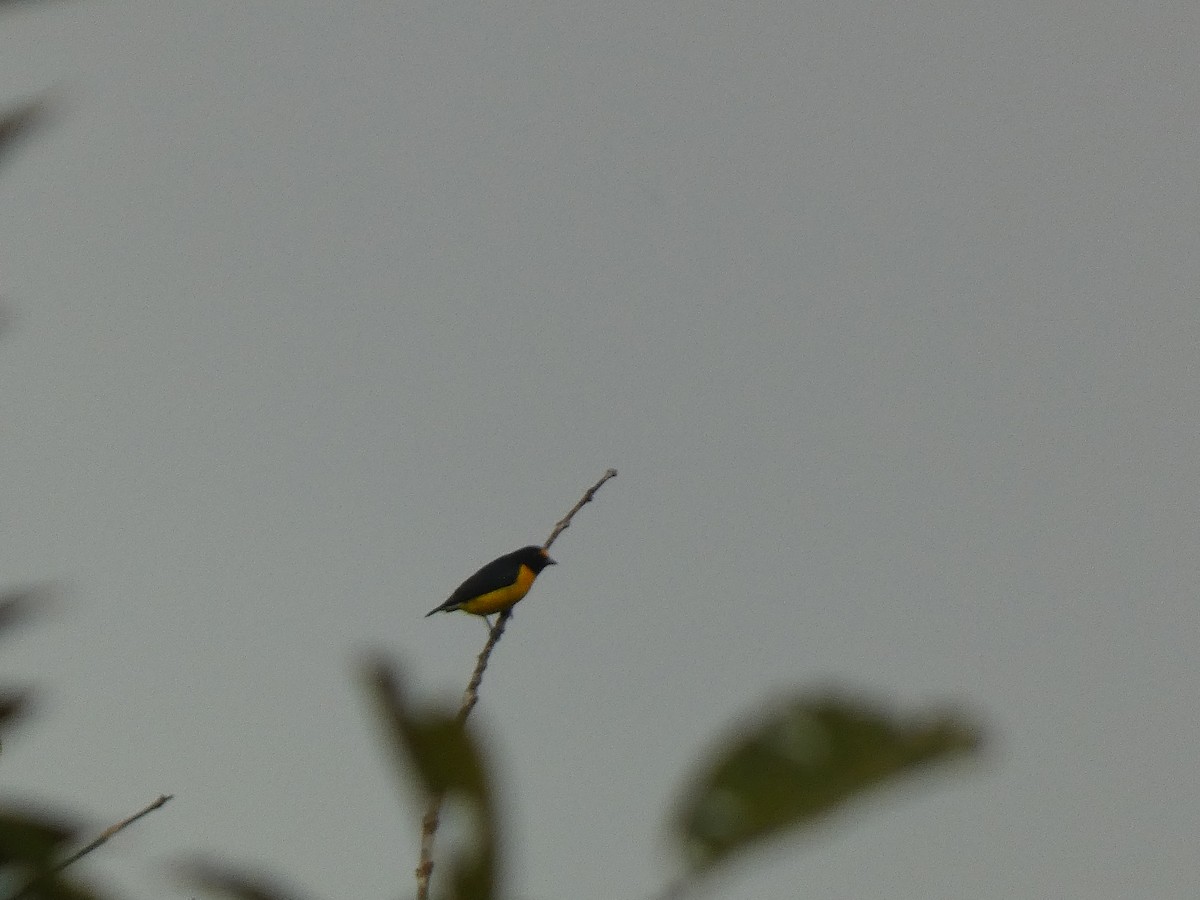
522, 545, 556, 572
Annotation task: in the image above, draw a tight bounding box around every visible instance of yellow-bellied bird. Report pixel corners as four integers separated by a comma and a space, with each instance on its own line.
425, 545, 556, 621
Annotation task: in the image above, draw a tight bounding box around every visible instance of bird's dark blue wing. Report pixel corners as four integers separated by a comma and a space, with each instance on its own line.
445, 550, 526, 607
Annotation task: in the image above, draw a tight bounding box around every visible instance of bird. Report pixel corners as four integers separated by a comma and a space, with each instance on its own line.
425, 545, 556, 625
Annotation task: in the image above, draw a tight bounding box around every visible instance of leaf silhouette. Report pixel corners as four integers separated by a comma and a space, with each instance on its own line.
674, 692, 983, 871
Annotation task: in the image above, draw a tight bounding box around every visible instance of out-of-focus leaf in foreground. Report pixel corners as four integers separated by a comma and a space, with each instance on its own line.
182, 860, 308, 900
0, 586, 52, 633
0, 808, 75, 869
0, 807, 109, 900
361, 657, 497, 900
364, 658, 488, 802
0, 101, 47, 170
0, 587, 58, 742
674, 693, 983, 872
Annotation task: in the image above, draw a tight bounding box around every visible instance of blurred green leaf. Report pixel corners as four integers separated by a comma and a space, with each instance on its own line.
360, 657, 496, 900
0, 586, 60, 637
0, 101, 46, 169
674, 693, 983, 871
0, 588, 53, 743
0, 1, 74, 9
0, 807, 109, 900
0, 589, 42, 633
362, 659, 488, 801
181, 861, 307, 900
6, 876, 106, 900
0, 690, 32, 735
0, 809, 76, 867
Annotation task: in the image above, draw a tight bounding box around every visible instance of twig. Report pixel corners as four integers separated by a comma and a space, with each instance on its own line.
60, 793, 173, 870
415, 469, 617, 900
12, 794, 173, 899
414, 612, 511, 897
413, 793, 439, 900
544, 468, 617, 550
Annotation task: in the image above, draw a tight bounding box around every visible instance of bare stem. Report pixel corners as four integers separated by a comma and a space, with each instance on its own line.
415, 469, 617, 900
544, 468, 617, 550
415, 611, 510, 899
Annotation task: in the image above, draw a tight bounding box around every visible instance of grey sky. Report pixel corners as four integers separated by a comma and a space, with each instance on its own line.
2, 2, 1197, 898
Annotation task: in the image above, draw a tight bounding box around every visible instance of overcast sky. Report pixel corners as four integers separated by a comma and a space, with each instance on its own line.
2, 2, 1197, 899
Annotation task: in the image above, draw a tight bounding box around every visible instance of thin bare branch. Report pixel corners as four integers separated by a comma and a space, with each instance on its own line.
59, 794, 173, 871
416, 469, 616, 900
544, 468, 617, 550
12, 794, 173, 899
415, 607, 512, 898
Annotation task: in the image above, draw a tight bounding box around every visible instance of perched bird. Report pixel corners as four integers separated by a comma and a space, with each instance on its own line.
425, 545, 556, 622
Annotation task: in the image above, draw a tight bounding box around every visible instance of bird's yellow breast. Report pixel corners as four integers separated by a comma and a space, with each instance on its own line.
459, 564, 537, 616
